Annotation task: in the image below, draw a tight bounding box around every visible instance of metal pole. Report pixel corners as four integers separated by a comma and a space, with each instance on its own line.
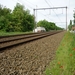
34, 7, 67, 10
34, 6, 67, 30
36, 5, 37, 28
33, 9, 36, 29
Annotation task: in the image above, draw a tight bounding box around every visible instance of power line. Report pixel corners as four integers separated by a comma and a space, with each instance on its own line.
34, 8, 65, 23
46, 0, 53, 7
17, 0, 33, 9
38, 11, 54, 22
13, 0, 59, 23
22, 0, 54, 22
69, 0, 70, 5
34, 6, 67, 29
21, 0, 55, 22
12, 0, 17, 3
45, 0, 62, 23
44, 10, 55, 21
22, 0, 36, 7
34, 9, 54, 22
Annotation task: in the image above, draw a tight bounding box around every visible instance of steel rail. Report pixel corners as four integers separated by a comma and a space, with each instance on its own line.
0, 31, 63, 50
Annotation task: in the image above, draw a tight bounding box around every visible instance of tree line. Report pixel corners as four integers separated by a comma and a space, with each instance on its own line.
0, 3, 34, 32
0, 3, 63, 32
37, 20, 63, 31
68, 11, 75, 30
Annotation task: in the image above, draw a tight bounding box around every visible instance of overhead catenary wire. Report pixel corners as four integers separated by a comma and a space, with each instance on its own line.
19, 0, 55, 22
12, 0, 56, 23
45, 0, 62, 23
45, 0, 68, 29
17, 0, 33, 9
12, 0, 17, 3
22, 0, 36, 7
12, 0, 60, 22
68, 0, 70, 8
24, 0, 56, 22
38, 11, 54, 22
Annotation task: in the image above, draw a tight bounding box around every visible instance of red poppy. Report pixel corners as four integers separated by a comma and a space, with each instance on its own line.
60, 66, 63, 68
58, 62, 60, 64
73, 48, 75, 50
70, 54, 72, 56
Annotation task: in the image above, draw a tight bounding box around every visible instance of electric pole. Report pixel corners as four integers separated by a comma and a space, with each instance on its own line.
33, 6, 67, 30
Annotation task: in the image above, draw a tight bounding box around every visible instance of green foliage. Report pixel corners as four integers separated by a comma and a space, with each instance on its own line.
44, 32, 75, 75
37, 19, 63, 31
0, 31, 32, 36
0, 3, 34, 32
22, 12, 34, 32
73, 12, 75, 18
0, 3, 63, 32
73, 12, 75, 25
68, 20, 72, 30
0, 6, 11, 31
68, 12, 75, 30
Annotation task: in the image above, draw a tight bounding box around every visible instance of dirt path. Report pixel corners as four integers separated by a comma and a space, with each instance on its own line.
0, 31, 65, 75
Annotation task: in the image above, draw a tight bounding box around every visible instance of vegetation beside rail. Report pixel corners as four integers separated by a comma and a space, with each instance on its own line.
45, 32, 75, 75
0, 31, 32, 36
0, 3, 63, 33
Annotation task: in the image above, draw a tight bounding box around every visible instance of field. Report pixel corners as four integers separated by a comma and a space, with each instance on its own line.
45, 32, 75, 75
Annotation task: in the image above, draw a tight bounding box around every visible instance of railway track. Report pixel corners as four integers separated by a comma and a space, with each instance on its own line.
0, 31, 63, 50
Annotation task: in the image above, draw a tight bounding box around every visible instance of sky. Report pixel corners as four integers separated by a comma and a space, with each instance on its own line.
0, 0, 75, 29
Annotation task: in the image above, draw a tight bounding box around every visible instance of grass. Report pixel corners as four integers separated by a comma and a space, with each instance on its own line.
44, 32, 75, 75
0, 31, 32, 36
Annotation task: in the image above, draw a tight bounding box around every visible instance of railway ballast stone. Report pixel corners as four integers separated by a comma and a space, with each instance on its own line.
0, 31, 66, 75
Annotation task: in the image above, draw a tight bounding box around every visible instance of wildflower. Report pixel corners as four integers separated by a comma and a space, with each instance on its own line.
73, 48, 75, 50
70, 54, 72, 56
60, 66, 63, 68
58, 62, 60, 64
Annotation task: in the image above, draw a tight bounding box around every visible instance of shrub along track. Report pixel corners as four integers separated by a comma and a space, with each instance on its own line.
0, 31, 65, 75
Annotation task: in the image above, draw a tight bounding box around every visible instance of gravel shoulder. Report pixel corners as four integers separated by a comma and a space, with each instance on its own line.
0, 31, 66, 75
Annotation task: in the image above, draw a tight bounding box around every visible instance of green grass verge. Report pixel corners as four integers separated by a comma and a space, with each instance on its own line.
44, 32, 75, 75
0, 31, 32, 36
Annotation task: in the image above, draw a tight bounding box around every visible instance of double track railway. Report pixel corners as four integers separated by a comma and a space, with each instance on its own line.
0, 31, 63, 50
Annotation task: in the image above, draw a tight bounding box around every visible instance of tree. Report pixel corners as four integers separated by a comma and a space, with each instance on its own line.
0, 5, 11, 31
11, 3, 34, 32
0, 3, 63, 32
68, 20, 72, 30
37, 19, 50, 31
11, 3, 25, 31
37, 19, 63, 31
21, 10, 34, 32
73, 12, 75, 25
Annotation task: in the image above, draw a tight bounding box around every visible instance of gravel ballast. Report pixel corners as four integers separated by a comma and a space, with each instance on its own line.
0, 31, 65, 75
